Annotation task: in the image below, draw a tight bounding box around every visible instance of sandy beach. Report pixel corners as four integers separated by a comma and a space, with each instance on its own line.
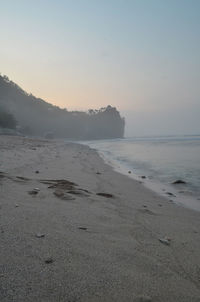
0, 135, 200, 302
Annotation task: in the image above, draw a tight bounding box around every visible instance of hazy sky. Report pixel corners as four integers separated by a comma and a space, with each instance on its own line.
0, 0, 200, 136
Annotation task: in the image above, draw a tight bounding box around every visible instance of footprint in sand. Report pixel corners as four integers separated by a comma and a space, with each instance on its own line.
137, 208, 157, 215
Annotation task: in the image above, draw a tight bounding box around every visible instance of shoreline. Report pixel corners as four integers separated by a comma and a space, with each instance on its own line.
96, 148, 200, 212
1, 135, 200, 301
79, 140, 200, 212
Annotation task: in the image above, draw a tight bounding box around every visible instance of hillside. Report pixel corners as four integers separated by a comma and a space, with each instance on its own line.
0, 75, 125, 139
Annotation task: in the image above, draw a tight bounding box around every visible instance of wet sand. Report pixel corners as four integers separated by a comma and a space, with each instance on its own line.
0, 135, 200, 302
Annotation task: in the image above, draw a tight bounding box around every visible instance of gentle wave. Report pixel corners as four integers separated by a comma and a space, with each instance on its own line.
80, 135, 200, 210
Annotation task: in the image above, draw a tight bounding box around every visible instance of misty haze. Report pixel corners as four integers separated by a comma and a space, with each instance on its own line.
0, 1, 200, 302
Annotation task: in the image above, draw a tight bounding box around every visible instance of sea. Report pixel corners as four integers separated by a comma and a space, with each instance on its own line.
80, 135, 200, 211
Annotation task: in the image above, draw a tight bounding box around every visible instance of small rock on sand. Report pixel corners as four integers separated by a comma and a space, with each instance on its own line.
36, 233, 45, 238
159, 237, 171, 246
96, 193, 114, 198
28, 188, 40, 195
45, 257, 54, 264
172, 179, 186, 184
166, 192, 176, 197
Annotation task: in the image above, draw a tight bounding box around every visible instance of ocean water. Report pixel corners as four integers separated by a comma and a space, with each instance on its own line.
81, 135, 200, 210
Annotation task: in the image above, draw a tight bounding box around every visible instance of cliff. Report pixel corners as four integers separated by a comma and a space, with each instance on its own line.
0, 74, 125, 139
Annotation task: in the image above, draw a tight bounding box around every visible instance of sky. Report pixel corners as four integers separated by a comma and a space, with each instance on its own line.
0, 0, 200, 136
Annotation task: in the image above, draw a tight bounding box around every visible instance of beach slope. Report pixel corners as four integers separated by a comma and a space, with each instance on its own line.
0, 135, 200, 302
